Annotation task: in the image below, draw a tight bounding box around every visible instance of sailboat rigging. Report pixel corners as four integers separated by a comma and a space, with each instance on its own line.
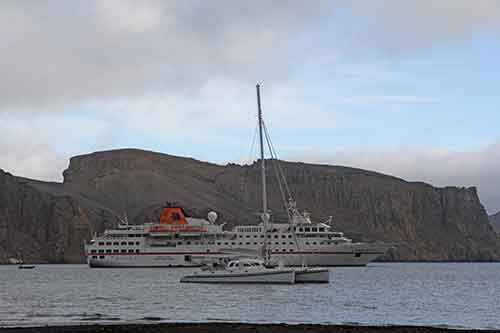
253, 84, 330, 281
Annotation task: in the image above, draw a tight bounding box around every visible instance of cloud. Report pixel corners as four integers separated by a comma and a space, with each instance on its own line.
0, 143, 66, 182
0, 0, 329, 110
343, 1, 500, 53
1, 1, 499, 111
1, 0, 499, 215
294, 143, 500, 214
0, 110, 115, 181
0, 114, 67, 181
94, 0, 165, 34
342, 95, 440, 106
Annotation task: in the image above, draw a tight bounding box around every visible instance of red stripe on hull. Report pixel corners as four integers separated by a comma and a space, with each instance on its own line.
87, 251, 385, 256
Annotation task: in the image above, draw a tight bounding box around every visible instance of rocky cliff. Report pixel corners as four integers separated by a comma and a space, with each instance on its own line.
1, 148, 499, 263
490, 211, 500, 233
0, 170, 116, 263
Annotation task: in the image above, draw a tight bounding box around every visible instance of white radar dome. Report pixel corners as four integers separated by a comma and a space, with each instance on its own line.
207, 211, 218, 223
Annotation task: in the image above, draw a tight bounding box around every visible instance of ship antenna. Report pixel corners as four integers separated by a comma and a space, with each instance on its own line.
256, 83, 270, 265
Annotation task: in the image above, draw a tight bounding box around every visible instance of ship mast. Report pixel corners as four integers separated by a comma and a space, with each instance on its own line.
256, 84, 270, 265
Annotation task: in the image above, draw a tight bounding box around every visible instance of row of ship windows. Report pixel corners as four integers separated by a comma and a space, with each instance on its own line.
174, 241, 335, 246
219, 241, 332, 246
239, 234, 292, 239
107, 228, 330, 236
100, 233, 336, 242
237, 227, 327, 233
91, 249, 140, 254
296, 227, 326, 233
105, 229, 334, 237
106, 234, 144, 238
97, 236, 333, 246
237, 234, 330, 239
237, 227, 262, 233
97, 241, 141, 246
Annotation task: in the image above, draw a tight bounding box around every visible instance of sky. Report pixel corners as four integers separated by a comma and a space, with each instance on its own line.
1, 1, 500, 213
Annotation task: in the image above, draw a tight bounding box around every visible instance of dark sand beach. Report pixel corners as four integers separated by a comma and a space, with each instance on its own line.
1, 323, 499, 333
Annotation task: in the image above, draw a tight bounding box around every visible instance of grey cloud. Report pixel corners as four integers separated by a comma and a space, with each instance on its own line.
0, 135, 67, 182
0, 0, 329, 109
0, 143, 66, 182
0, 111, 108, 181
343, 1, 500, 53
342, 95, 440, 105
2, 1, 499, 110
295, 143, 500, 214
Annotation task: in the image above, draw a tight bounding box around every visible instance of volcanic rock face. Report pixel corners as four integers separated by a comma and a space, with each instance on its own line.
490, 212, 500, 233
1, 148, 499, 263
0, 170, 95, 263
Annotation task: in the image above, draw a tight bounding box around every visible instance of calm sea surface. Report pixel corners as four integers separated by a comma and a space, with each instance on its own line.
0, 263, 499, 329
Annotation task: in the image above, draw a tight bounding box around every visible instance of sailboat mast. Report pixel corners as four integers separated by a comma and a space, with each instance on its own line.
256, 83, 270, 265
256, 84, 267, 216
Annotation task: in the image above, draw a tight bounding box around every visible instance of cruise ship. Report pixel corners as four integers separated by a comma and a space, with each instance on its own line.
84, 206, 390, 268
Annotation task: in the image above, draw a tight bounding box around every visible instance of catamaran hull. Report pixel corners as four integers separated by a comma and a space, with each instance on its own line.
180, 270, 296, 284
294, 268, 330, 283
270, 251, 386, 267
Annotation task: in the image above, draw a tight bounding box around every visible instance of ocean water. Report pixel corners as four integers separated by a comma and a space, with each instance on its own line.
0, 263, 499, 329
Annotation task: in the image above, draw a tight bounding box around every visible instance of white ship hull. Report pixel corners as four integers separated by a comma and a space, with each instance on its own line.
87, 246, 388, 268
88, 253, 202, 268
180, 269, 295, 284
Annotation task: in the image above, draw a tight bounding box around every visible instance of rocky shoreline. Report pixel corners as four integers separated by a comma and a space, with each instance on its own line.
1, 323, 499, 333
2, 149, 500, 263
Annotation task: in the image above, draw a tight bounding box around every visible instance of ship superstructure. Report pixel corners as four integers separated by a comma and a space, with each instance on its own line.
85, 206, 389, 267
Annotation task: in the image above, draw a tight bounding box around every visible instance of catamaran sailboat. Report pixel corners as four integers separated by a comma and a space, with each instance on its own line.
180, 258, 296, 284
180, 84, 329, 284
